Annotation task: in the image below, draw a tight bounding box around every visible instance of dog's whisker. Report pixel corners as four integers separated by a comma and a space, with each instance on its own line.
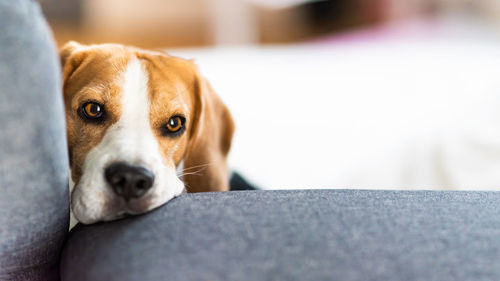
176, 162, 214, 179
177, 172, 204, 177
177, 168, 206, 177
177, 163, 210, 176
177, 170, 203, 176
180, 163, 211, 171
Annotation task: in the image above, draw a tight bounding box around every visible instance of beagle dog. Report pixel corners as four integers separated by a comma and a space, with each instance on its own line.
61, 42, 234, 224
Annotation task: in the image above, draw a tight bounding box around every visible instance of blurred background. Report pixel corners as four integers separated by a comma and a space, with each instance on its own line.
41, 0, 500, 190
40, 0, 500, 47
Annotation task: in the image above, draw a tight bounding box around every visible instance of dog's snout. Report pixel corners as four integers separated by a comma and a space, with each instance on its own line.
105, 162, 155, 201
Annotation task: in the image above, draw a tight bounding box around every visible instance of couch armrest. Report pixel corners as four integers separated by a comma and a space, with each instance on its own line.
61, 190, 500, 280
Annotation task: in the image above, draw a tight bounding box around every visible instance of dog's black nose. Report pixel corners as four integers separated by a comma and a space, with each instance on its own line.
105, 162, 155, 201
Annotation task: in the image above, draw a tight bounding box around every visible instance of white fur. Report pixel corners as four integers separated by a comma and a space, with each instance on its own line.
71, 59, 185, 224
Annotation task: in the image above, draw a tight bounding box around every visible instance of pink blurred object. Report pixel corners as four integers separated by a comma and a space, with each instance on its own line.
311, 18, 483, 45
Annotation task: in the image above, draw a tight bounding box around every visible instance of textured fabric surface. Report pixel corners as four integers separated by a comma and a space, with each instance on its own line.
62, 190, 500, 281
0, 0, 69, 280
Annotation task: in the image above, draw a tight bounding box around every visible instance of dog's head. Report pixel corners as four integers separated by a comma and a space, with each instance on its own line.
61, 42, 234, 224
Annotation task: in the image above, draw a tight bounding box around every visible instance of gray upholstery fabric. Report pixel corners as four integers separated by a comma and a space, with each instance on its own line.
0, 0, 69, 280
61, 190, 500, 281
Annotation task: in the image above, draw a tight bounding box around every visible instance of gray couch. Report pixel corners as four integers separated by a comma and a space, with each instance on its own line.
2, 1, 500, 280
61, 190, 500, 281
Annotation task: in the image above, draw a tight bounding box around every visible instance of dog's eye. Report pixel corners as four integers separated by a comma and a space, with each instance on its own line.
162, 116, 185, 137
79, 101, 105, 122
167, 116, 183, 132
84, 103, 102, 118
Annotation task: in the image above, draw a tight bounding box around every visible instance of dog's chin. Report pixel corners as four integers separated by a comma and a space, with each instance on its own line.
72, 199, 155, 224
99, 201, 163, 222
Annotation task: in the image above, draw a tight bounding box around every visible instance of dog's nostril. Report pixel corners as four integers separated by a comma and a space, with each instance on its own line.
118, 177, 126, 187
136, 180, 147, 190
105, 162, 155, 201
110, 176, 126, 187
111, 177, 127, 195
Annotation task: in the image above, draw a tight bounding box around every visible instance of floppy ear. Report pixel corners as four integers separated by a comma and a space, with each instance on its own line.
60, 41, 88, 167
183, 72, 235, 192
60, 41, 87, 83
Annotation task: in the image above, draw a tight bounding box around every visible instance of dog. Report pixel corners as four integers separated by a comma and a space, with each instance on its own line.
60, 41, 234, 224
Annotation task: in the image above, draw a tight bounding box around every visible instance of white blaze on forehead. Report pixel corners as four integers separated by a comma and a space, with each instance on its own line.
113, 58, 176, 168
119, 58, 152, 156
71, 57, 185, 224
97, 57, 164, 166
119, 59, 151, 149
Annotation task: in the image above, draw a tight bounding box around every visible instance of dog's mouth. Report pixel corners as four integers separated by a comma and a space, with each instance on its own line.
106, 211, 138, 221
96, 197, 156, 222
71, 178, 157, 224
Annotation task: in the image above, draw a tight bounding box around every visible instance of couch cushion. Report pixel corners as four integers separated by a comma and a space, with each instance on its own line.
61, 190, 500, 281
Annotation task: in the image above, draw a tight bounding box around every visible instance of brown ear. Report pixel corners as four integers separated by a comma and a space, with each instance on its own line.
60, 41, 88, 167
60, 41, 87, 83
183, 72, 235, 192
